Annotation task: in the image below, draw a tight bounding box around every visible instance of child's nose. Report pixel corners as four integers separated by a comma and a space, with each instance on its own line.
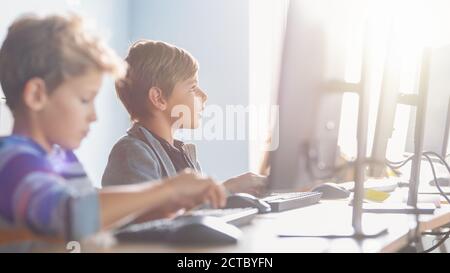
198, 88, 208, 102
89, 107, 98, 123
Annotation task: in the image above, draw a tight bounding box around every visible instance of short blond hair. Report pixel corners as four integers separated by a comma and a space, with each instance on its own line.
116, 40, 198, 121
0, 13, 126, 111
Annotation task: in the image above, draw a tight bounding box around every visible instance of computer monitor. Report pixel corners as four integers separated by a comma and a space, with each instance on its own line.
267, 0, 347, 192
267, 0, 390, 237
370, 29, 403, 177
405, 45, 450, 158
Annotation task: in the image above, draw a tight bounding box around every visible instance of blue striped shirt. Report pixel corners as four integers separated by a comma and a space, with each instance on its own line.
0, 135, 100, 243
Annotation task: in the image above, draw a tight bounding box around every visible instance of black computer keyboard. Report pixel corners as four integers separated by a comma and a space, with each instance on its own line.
114, 208, 257, 244
115, 218, 179, 242
261, 192, 322, 212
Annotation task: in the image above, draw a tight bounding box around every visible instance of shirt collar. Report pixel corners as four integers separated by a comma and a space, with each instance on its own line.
141, 128, 185, 151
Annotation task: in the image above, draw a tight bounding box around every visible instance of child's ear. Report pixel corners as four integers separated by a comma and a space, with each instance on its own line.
22, 78, 48, 111
148, 87, 168, 111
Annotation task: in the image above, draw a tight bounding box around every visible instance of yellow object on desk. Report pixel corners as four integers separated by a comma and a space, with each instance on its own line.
364, 189, 391, 202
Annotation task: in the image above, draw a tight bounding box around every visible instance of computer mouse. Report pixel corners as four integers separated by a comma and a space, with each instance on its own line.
311, 183, 351, 199
429, 177, 450, 187
169, 216, 242, 245
225, 193, 271, 213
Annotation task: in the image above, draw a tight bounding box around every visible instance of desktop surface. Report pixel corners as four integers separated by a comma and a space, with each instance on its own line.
40, 199, 450, 253
33, 182, 450, 253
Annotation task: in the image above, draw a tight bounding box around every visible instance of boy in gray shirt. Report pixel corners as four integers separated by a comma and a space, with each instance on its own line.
103, 40, 266, 196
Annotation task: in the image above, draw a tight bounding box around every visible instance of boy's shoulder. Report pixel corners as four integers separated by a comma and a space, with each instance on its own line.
0, 135, 82, 175
112, 127, 198, 158
112, 124, 160, 152
113, 133, 149, 149
109, 134, 157, 160
0, 136, 53, 222
0, 135, 45, 156
0, 135, 49, 170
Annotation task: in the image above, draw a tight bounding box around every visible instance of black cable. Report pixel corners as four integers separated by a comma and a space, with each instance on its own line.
422, 231, 450, 236
385, 155, 415, 169
306, 150, 448, 250
422, 229, 450, 253
404, 153, 446, 249
308, 150, 442, 181
423, 154, 450, 204
413, 152, 450, 251
386, 155, 414, 166
306, 149, 450, 251
386, 158, 405, 165
423, 151, 450, 173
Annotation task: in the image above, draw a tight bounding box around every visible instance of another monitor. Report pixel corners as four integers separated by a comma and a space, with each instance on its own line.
370, 29, 403, 177
268, 0, 389, 237
405, 45, 450, 157
267, 0, 348, 192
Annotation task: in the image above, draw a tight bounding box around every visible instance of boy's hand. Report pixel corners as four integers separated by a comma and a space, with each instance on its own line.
223, 172, 268, 197
165, 169, 226, 211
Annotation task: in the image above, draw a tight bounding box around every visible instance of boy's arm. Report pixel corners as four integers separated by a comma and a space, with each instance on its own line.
98, 181, 171, 229
6, 163, 99, 240
3, 154, 225, 241
1, 153, 99, 241
98, 170, 227, 230
2, 152, 151, 241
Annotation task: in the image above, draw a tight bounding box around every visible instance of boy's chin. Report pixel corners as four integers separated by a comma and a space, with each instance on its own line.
59, 140, 82, 150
